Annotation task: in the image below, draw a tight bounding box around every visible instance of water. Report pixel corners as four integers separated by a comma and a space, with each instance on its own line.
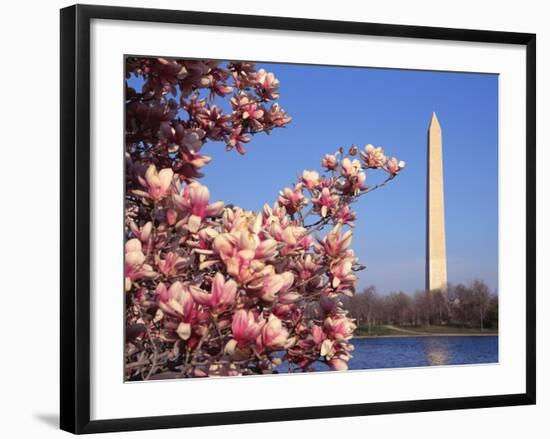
347, 336, 498, 370
277, 335, 498, 373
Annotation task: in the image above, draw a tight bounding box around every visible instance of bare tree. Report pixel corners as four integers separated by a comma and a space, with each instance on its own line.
343, 286, 379, 332
471, 279, 491, 331
344, 281, 497, 331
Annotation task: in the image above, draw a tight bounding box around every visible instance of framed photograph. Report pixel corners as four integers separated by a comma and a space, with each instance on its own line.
60, 4, 536, 434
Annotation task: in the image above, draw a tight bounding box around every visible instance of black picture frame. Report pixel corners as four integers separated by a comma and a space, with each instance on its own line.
60, 4, 536, 434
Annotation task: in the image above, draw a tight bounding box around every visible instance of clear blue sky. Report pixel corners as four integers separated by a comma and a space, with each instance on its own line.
129, 61, 499, 294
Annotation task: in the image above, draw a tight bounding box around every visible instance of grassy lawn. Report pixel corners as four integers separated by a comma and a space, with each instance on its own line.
355, 324, 498, 337
407, 324, 498, 334
355, 325, 409, 336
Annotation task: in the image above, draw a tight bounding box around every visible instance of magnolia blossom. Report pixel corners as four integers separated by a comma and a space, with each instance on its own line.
330, 257, 357, 291
211, 80, 233, 99
181, 128, 206, 153
165, 208, 178, 225
325, 316, 356, 341
340, 157, 362, 178
125, 239, 156, 291
343, 171, 367, 196
360, 144, 387, 168
189, 273, 237, 313
248, 270, 294, 302
385, 157, 406, 175
278, 184, 306, 215
328, 357, 349, 371
255, 69, 280, 101
129, 221, 152, 244
264, 104, 292, 128
156, 282, 194, 319
156, 251, 187, 277
268, 223, 311, 255
292, 254, 320, 280
311, 187, 339, 218
261, 314, 290, 350
335, 206, 357, 226
322, 154, 338, 170
231, 309, 265, 348
137, 165, 174, 200
178, 147, 212, 181
173, 182, 224, 232
300, 170, 320, 190
215, 235, 258, 282
311, 325, 327, 346
195, 105, 229, 141
251, 272, 285, 302
226, 126, 251, 155
320, 224, 353, 257
231, 92, 264, 124
156, 281, 197, 340
160, 122, 205, 153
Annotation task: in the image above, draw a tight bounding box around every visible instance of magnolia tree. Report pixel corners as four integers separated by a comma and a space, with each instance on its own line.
124, 57, 405, 380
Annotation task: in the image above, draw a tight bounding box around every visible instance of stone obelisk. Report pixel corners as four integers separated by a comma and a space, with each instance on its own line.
426, 112, 448, 292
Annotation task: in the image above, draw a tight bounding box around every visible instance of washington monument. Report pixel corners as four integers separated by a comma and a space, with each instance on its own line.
426, 112, 448, 292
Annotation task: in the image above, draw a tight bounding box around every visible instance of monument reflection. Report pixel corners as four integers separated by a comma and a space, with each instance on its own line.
424, 338, 450, 366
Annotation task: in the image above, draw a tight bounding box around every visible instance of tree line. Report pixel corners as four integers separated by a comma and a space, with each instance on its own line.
343, 280, 498, 331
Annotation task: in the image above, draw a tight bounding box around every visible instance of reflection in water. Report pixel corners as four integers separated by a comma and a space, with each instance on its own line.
344, 335, 498, 370
343, 335, 498, 371
424, 338, 449, 366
